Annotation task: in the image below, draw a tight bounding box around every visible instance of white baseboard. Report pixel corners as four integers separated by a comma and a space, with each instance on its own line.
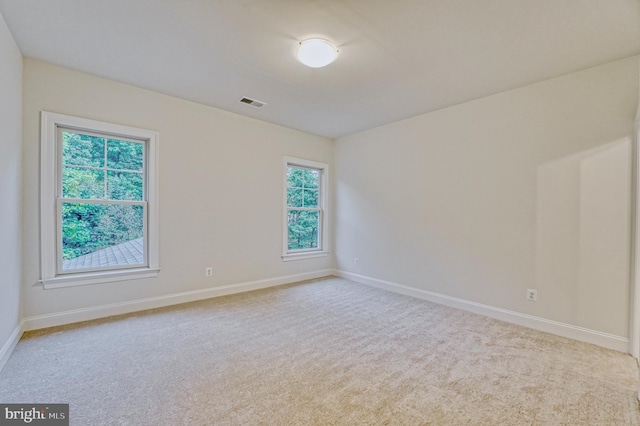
12, 268, 628, 365
334, 269, 629, 353
0, 321, 24, 374
23, 270, 334, 332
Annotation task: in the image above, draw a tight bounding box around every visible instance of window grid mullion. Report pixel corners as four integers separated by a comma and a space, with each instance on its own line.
102, 138, 107, 199
62, 163, 143, 175
287, 207, 320, 212
59, 197, 146, 206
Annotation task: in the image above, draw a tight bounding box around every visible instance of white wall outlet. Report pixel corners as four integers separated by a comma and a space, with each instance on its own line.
526, 289, 537, 301
205, 267, 213, 277
354, 258, 359, 265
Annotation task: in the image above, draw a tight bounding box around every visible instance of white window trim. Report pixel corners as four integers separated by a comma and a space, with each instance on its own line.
282, 156, 329, 262
40, 111, 160, 289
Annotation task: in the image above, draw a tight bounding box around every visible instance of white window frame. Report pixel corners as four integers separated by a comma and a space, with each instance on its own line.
282, 156, 329, 262
40, 112, 160, 289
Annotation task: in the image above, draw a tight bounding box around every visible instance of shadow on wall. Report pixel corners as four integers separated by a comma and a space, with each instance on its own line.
535, 138, 631, 335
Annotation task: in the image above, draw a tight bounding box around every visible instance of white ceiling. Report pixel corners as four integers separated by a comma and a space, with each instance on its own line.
1, 0, 639, 138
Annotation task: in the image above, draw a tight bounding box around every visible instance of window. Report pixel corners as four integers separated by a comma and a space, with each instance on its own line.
40, 112, 159, 289
282, 157, 329, 261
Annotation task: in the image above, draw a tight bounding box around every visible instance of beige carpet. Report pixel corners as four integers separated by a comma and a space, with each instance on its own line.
1, 277, 638, 425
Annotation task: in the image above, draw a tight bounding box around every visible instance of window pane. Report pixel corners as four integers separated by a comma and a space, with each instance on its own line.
62, 166, 105, 199
303, 189, 318, 208
287, 167, 304, 188
287, 187, 303, 208
287, 166, 320, 208
62, 132, 105, 167
61, 203, 144, 271
107, 171, 143, 201
302, 169, 319, 189
107, 139, 144, 171
288, 209, 319, 250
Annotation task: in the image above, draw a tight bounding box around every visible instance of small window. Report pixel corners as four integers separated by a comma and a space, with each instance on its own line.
282, 157, 329, 261
41, 112, 159, 288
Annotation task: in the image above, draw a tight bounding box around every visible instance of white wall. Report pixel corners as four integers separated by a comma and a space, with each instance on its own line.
22, 59, 333, 320
0, 12, 22, 360
335, 56, 639, 339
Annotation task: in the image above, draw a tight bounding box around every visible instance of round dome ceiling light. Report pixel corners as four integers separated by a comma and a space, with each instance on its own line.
296, 38, 338, 68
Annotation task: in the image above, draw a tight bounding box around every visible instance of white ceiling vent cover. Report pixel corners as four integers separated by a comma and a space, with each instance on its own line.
239, 97, 266, 108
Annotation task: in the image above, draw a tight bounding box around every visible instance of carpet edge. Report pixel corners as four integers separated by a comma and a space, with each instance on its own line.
335, 269, 630, 353
22, 270, 334, 332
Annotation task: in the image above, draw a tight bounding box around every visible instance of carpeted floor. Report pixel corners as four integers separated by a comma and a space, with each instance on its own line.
1, 277, 638, 425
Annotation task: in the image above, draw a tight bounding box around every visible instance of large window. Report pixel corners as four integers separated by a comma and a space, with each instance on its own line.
41, 112, 159, 289
282, 157, 329, 261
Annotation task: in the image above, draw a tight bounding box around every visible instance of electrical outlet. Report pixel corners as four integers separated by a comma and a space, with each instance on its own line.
205, 267, 213, 277
526, 289, 537, 301
354, 258, 359, 265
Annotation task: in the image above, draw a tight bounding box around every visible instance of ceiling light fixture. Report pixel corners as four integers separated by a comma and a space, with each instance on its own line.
296, 39, 338, 68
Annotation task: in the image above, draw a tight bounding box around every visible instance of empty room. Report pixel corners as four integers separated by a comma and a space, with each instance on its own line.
1, 1, 640, 424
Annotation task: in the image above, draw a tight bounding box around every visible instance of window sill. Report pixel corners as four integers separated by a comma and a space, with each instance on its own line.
281, 251, 329, 262
41, 268, 160, 290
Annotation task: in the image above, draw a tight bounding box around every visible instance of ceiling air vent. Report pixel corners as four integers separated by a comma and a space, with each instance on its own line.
239, 97, 266, 108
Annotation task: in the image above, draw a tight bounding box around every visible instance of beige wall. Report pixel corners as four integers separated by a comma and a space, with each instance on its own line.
13, 50, 640, 344
22, 59, 333, 318
335, 56, 638, 338
0, 12, 22, 351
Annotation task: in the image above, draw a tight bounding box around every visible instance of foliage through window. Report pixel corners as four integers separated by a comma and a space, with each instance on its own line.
60, 129, 146, 271
283, 157, 328, 260
287, 165, 320, 250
